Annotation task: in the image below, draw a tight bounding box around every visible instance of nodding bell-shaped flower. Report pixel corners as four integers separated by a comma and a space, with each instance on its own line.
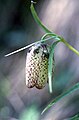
26, 43, 49, 89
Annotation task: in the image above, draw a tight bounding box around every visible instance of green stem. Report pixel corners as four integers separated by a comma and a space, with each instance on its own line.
30, 3, 51, 33
41, 33, 55, 40
41, 33, 61, 41
30, 3, 79, 56
61, 38, 79, 56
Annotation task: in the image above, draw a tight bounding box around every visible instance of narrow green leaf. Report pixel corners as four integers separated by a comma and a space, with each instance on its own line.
67, 114, 79, 120
41, 83, 79, 114
5, 36, 55, 57
48, 41, 60, 93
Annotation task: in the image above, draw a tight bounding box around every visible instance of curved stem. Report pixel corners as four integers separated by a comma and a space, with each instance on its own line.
30, 3, 79, 56
41, 33, 60, 41
61, 38, 79, 56
30, 3, 52, 33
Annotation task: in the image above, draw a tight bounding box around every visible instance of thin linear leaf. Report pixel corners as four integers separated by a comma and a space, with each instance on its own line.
48, 41, 60, 93
41, 82, 79, 114
67, 114, 79, 120
5, 36, 55, 57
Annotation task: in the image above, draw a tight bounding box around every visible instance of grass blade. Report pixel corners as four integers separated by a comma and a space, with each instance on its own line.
5, 36, 55, 57
42, 83, 79, 114
48, 41, 60, 93
65, 114, 79, 120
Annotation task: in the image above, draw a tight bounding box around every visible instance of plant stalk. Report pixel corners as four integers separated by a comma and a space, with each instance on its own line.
30, 3, 79, 56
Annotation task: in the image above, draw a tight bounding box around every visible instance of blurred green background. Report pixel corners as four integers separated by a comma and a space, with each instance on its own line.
0, 0, 79, 120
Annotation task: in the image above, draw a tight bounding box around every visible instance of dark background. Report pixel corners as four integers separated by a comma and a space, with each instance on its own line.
0, 0, 79, 120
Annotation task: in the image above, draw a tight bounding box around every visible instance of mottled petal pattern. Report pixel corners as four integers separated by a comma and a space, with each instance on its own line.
26, 43, 49, 89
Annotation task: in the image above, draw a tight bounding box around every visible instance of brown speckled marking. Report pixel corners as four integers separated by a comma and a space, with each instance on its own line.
26, 43, 50, 89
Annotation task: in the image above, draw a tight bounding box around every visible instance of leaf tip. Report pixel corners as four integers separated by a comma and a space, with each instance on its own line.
41, 109, 45, 115
31, 1, 36, 4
